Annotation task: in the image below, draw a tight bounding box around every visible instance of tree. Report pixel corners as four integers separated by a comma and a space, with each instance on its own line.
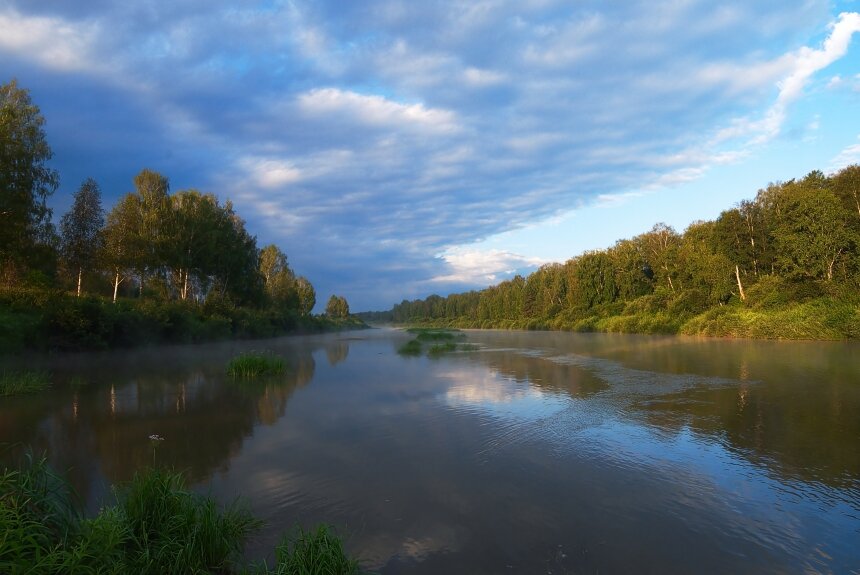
296, 277, 316, 316
772, 179, 853, 281
103, 194, 144, 303
258, 244, 298, 310
325, 295, 349, 318
60, 178, 104, 296
133, 168, 170, 292
0, 79, 59, 281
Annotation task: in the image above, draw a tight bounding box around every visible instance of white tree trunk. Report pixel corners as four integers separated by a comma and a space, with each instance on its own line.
735, 265, 746, 301
76, 267, 82, 297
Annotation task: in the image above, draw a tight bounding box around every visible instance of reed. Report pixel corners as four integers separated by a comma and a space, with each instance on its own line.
0, 370, 51, 396
256, 524, 362, 575
227, 352, 286, 377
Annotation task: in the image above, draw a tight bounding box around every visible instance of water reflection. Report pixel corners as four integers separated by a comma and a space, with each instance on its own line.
0, 338, 319, 502
2, 330, 859, 574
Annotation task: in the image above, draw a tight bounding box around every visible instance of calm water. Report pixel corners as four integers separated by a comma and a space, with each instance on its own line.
1, 329, 859, 574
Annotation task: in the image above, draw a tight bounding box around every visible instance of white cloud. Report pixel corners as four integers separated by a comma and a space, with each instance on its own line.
431, 247, 545, 284
297, 88, 460, 133
238, 157, 303, 189
756, 11, 860, 142
0, 8, 101, 73
829, 136, 860, 171
462, 67, 507, 87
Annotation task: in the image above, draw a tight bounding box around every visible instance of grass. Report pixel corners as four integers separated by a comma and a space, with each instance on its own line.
0, 456, 367, 575
427, 342, 458, 357
252, 525, 362, 575
398, 329, 478, 357
396, 339, 423, 356
0, 370, 51, 396
227, 352, 285, 377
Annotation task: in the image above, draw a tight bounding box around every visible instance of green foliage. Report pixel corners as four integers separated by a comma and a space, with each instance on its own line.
227, 352, 286, 377
0, 457, 365, 575
385, 166, 860, 341
60, 178, 105, 296
0, 79, 59, 280
0, 370, 50, 395
398, 329, 474, 356
253, 524, 362, 575
119, 469, 261, 574
325, 295, 350, 319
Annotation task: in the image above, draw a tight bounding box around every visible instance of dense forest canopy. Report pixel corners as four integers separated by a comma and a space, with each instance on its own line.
376, 167, 860, 338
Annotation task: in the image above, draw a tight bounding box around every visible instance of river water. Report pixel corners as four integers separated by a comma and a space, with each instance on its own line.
1, 329, 858, 574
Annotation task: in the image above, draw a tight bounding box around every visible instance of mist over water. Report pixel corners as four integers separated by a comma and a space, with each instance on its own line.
2, 329, 858, 573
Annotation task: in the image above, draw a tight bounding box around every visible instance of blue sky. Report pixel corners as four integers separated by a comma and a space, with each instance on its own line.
2, 1, 860, 311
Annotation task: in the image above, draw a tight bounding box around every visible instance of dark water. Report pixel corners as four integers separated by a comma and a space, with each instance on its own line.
2, 329, 859, 574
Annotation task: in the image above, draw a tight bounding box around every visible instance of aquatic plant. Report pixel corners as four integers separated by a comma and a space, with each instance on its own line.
255, 524, 363, 575
227, 351, 285, 377
0, 370, 51, 396
396, 339, 423, 356
119, 468, 261, 574
1, 456, 368, 575
427, 342, 458, 356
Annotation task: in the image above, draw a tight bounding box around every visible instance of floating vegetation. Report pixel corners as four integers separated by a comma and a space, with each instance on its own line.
227, 351, 285, 377
398, 328, 477, 358
397, 339, 423, 356
0, 370, 51, 396
427, 342, 458, 356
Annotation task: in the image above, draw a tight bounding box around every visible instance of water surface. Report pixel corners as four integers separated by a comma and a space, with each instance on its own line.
2, 329, 858, 574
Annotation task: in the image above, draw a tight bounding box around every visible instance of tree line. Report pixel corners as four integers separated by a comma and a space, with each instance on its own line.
382, 166, 860, 338
1, 78, 327, 317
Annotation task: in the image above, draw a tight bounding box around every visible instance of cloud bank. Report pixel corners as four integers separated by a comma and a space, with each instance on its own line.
2, 1, 858, 309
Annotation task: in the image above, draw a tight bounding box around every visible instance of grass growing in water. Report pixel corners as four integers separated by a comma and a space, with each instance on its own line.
427, 342, 458, 357
227, 352, 285, 377
253, 524, 362, 575
0, 371, 51, 396
0, 456, 367, 575
396, 339, 423, 356
398, 328, 477, 357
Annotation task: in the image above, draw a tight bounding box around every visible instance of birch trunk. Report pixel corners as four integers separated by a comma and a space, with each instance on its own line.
735, 265, 746, 301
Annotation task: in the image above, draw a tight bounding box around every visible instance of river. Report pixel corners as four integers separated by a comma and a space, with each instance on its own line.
1, 329, 858, 574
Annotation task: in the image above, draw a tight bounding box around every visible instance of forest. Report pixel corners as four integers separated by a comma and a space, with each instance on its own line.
0, 79, 359, 351
375, 166, 860, 340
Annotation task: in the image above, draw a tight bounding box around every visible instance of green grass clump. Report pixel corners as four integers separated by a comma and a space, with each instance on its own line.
397, 339, 423, 356
427, 342, 458, 357
0, 371, 51, 396
227, 352, 285, 377
254, 524, 362, 575
407, 328, 464, 342
119, 469, 261, 574
0, 457, 261, 575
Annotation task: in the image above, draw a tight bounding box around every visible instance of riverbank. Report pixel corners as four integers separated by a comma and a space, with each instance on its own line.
0, 455, 366, 574
395, 294, 860, 340
0, 287, 367, 353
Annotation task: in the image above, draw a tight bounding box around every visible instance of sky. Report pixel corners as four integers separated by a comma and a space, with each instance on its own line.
2, 0, 860, 311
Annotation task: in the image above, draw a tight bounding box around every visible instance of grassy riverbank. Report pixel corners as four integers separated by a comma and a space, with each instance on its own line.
399, 293, 860, 340
0, 456, 365, 575
0, 287, 367, 353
